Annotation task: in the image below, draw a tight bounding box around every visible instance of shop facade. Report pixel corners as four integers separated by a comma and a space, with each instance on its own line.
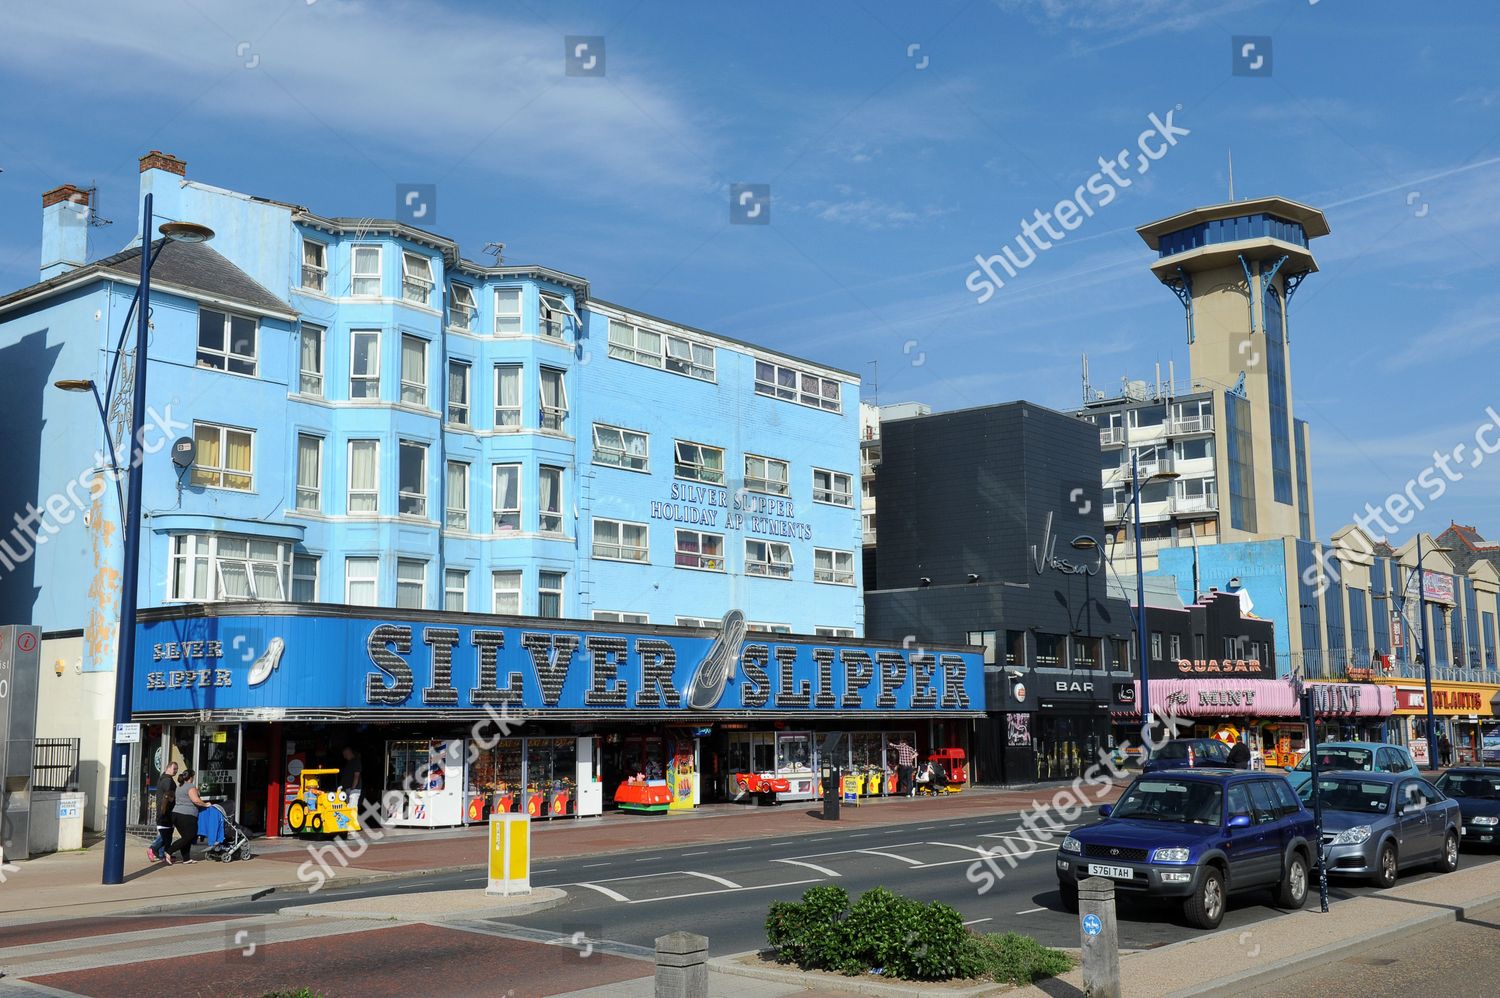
130, 604, 984, 833
1374, 679, 1500, 766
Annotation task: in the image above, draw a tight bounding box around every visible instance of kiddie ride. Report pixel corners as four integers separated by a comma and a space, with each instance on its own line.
287, 768, 361, 836
915, 748, 967, 796
735, 771, 792, 806
614, 776, 674, 814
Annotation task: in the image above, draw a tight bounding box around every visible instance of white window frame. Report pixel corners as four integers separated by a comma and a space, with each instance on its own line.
295, 433, 322, 512
396, 558, 426, 609
814, 547, 855, 586
538, 570, 565, 619
350, 329, 380, 399
674, 440, 725, 485
446, 460, 469, 531
493, 463, 522, 533
168, 533, 291, 602
191, 421, 254, 492
676, 616, 719, 628
606, 318, 715, 382
292, 553, 319, 603
754, 360, 842, 413
592, 423, 649, 472
351, 244, 382, 297
746, 539, 794, 579
494, 287, 522, 335
539, 292, 568, 339
815, 626, 856, 638
674, 529, 726, 572
299, 324, 325, 397
448, 282, 478, 330
348, 439, 379, 514
538, 465, 564, 534
196, 307, 258, 376
813, 468, 854, 507
398, 440, 428, 517
444, 568, 468, 612
594, 610, 648, 624
745, 454, 790, 496
300, 237, 328, 293
448, 360, 471, 426
539, 367, 568, 432
750, 621, 792, 634
592, 517, 649, 562
346, 556, 379, 606
399, 334, 428, 407
494, 365, 522, 430
492, 570, 522, 615
401, 250, 434, 305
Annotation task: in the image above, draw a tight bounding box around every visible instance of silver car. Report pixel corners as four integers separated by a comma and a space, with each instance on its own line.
1296, 771, 1461, 888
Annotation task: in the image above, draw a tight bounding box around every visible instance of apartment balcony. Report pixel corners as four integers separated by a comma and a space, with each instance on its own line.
1166, 415, 1215, 436
1100, 427, 1125, 447
1136, 455, 1176, 479
1170, 492, 1219, 515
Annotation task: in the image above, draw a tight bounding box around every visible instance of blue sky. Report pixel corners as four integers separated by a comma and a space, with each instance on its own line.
2, 0, 1498, 546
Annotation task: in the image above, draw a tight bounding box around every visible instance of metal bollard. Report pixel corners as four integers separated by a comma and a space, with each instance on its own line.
655, 931, 708, 998
1078, 876, 1121, 998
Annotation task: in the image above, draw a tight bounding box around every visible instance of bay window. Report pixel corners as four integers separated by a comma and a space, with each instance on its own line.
448, 282, 477, 329
346, 557, 378, 606
448, 360, 471, 425
350, 330, 380, 399
493, 464, 521, 532
168, 533, 289, 602
494, 365, 522, 429
539, 367, 568, 431
446, 461, 469, 531
348, 440, 379, 514
400, 334, 428, 406
398, 440, 427, 517
295, 434, 322, 511
351, 245, 381, 297
299, 324, 324, 397
494, 288, 522, 335
401, 251, 434, 305
492, 570, 522, 614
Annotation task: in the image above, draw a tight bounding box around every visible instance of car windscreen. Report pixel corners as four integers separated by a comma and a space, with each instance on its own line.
1436, 773, 1500, 799
1154, 742, 1188, 759
1297, 778, 1391, 813
1293, 748, 1372, 772
1112, 779, 1223, 824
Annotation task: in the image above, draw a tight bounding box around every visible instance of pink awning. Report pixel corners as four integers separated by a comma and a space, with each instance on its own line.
1129, 679, 1395, 719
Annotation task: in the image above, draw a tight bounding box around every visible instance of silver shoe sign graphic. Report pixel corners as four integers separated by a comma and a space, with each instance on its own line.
685, 610, 747, 710
248, 636, 285, 687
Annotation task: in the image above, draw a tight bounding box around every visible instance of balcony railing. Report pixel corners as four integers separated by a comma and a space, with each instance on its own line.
1166, 415, 1214, 435
1100, 427, 1125, 447
1170, 492, 1219, 514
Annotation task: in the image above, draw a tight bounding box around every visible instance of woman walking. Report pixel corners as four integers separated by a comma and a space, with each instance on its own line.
170, 769, 209, 864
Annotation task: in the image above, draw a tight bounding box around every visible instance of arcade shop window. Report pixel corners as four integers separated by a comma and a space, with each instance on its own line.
169, 533, 290, 602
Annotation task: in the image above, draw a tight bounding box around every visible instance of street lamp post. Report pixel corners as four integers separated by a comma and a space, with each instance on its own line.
1132, 449, 1152, 756
1413, 536, 1450, 772
55, 193, 212, 885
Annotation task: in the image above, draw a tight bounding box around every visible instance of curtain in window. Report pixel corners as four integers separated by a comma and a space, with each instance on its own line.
625, 431, 647, 462
225, 431, 252, 489
448, 364, 467, 405
540, 469, 559, 514
447, 462, 467, 510
296, 436, 320, 507
350, 441, 378, 512
401, 337, 426, 404
496, 367, 521, 426
300, 328, 322, 393
193, 425, 220, 485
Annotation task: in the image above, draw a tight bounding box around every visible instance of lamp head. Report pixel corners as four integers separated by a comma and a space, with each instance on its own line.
53, 379, 96, 393
158, 221, 215, 244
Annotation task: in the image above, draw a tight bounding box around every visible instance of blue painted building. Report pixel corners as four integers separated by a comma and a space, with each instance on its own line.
0, 153, 980, 833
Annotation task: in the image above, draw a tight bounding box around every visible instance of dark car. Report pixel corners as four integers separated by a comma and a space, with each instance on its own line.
1057, 770, 1314, 929
1142, 738, 1231, 774
1297, 771, 1461, 887
1435, 768, 1500, 849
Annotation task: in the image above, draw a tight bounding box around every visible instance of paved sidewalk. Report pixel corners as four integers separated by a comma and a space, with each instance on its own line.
0, 780, 1128, 925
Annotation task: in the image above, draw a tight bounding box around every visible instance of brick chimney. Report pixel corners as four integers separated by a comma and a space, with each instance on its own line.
139, 150, 186, 176
40, 184, 91, 281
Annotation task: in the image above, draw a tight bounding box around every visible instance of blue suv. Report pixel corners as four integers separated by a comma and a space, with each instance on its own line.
1056, 770, 1315, 929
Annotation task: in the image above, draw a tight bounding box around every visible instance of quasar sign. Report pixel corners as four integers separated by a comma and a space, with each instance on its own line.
132, 609, 984, 717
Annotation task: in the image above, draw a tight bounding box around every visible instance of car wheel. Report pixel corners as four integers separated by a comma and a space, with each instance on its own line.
1438, 831, 1459, 873
1276, 852, 1308, 909
1375, 842, 1398, 889
287, 800, 307, 833
1059, 882, 1079, 914
1184, 867, 1225, 930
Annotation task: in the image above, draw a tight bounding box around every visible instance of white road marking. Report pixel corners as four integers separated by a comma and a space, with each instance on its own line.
855, 848, 922, 865
773, 858, 841, 877
581, 862, 609, 868
682, 871, 742, 889
925, 841, 993, 856
1017, 907, 1046, 915
575, 882, 630, 902
963, 917, 993, 926
726, 846, 751, 852
533, 868, 557, 874
916, 825, 936, 831
681, 851, 709, 857
808, 837, 832, 842
626, 879, 819, 905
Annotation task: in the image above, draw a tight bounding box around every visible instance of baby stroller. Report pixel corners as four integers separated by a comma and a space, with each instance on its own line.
203, 803, 254, 863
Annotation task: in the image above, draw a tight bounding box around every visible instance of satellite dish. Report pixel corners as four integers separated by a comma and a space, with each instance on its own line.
171, 436, 195, 469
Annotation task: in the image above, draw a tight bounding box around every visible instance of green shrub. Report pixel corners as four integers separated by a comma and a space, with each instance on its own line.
766, 884, 849, 970
968, 932, 1075, 985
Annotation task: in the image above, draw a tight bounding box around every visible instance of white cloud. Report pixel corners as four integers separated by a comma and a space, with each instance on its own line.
995, 0, 1271, 53
0, 0, 713, 194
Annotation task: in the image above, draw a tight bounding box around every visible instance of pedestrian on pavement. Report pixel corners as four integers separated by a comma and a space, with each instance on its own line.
892, 739, 919, 797
170, 769, 209, 864
340, 745, 364, 815
1227, 739, 1251, 770
1439, 733, 1452, 767
147, 761, 179, 864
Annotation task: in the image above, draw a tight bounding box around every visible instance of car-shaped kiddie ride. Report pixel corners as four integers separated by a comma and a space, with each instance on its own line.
286, 767, 361, 836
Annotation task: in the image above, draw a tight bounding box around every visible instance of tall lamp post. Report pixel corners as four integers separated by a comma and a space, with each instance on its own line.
54, 193, 213, 886
1412, 537, 1451, 772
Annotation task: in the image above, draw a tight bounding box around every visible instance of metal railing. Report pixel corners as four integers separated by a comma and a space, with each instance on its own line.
1166, 415, 1214, 435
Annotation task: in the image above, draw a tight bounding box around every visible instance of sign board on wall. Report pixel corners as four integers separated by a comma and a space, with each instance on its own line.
1421, 571, 1455, 605
132, 610, 985, 718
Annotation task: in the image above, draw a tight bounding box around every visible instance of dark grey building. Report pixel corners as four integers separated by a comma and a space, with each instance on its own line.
864, 401, 1138, 785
